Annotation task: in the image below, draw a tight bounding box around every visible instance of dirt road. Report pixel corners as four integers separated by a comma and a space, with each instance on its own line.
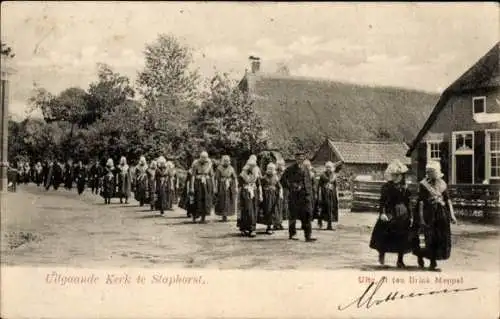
2, 185, 498, 271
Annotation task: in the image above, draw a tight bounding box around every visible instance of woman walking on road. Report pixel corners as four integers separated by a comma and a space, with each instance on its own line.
260, 163, 282, 235
102, 159, 116, 204
369, 159, 412, 268
134, 156, 149, 207
317, 161, 342, 231
412, 161, 457, 271
238, 156, 262, 237
116, 156, 132, 204
214, 155, 238, 222
146, 160, 157, 211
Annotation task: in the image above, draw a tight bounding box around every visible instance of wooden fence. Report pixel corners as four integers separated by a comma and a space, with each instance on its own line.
351, 179, 500, 224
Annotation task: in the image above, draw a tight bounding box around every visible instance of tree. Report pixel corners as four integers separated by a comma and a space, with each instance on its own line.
190, 73, 268, 160
137, 33, 200, 107
275, 62, 290, 76
28, 86, 89, 126
86, 63, 135, 123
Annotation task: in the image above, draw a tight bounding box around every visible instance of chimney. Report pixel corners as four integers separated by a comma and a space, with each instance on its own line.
249, 56, 261, 73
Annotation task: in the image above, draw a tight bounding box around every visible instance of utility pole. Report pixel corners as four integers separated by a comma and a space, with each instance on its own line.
1, 54, 16, 194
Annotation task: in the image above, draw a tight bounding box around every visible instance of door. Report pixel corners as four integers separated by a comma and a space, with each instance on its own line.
455, 155, 473, 184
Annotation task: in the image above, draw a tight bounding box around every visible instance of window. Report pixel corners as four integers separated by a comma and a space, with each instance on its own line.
455, 132, 474, 153
427, 142, 441, 161
489, 131, 500, 179
473, 96, 486, 114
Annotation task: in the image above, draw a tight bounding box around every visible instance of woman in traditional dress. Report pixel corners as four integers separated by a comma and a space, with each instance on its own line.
238, 156, 262, 237
412, 161, 457, 270
146, 160, 157, 211
214, 155, 238, 222
260, 163, 282, 235
274, 159, 288, 230
74, 160, 87, 195
154, 156, 170, 215
116, 156, 132, 204
134, 156, 149, 206
369, 159, 412, 268
317, 161, 342, 231
190, 151, 215, 224
101, 159, 116, 204
165, 160, 178, 210
23, 162, 31, 184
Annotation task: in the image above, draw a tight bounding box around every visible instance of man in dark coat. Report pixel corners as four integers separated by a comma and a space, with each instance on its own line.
280, 151, 317, 242
89, 158, 103, 194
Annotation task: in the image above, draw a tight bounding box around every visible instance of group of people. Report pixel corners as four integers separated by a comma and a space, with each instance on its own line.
9, 159, 88, 194
369, 159, 457, 271
11, 150, 457, 270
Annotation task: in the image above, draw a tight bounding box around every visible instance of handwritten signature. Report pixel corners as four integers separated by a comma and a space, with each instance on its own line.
338, 276, 478, 311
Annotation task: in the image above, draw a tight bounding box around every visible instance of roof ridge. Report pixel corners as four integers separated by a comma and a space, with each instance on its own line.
327, 138, 408, 145
246, 72, 440, 95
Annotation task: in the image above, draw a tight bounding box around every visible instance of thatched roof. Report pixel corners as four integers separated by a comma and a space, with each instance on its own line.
313, 139, 411, 165
407, 42, 500, 155
239, 72, 439, 156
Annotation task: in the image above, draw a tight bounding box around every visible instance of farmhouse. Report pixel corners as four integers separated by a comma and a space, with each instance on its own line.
238, 57, 440, 158
407, 42, 500, 184
311, 138, 411, 181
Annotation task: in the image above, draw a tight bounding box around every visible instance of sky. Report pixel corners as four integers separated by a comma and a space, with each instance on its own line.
1, 2, 498, 120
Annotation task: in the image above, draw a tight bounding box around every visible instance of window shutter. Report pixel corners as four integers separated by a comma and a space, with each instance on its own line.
474, 130, 485, 183
416, 142, 427, 181
440, 142, 450, 183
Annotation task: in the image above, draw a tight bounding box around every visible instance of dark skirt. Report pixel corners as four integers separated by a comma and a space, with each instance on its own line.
76, 178, 85, 195
215, 182, 236, 217
155, 183, 170, 211
134, 176, 148, 204
101, 175, 115, 199
369, 216, 412, 253
319, 189, 339, 223
193, 178, 213, 217
239, 188, 259, 232
116, 174, 131, 198
412, 205, 452, 260
258, 188, 279, 226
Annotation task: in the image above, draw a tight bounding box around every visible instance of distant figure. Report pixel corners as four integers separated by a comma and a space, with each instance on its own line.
190, 151, 214, 224
146, 160, 157, 211
238, 156, 262, 237
134, 156, 149, 206
412, 161, 457, 271
89, 159, 103, 194
116, 156, 132, 204
33, 162, 43, 186
23, 162, 31, 184
369, 159, 412, 268
50, 160, 64, 190
260, 162, 282, 235
317, 161, 342, 230
154, 157, 171, 215
64, 160, 74, 190
165, 160, 178, 210
214, 155, 238, 222
101, 159, 115, 204
74, 160, 87, 195
274, 159, 288, 230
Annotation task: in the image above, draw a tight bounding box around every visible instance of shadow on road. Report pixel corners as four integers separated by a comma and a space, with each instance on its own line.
357, 264, 437, 272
